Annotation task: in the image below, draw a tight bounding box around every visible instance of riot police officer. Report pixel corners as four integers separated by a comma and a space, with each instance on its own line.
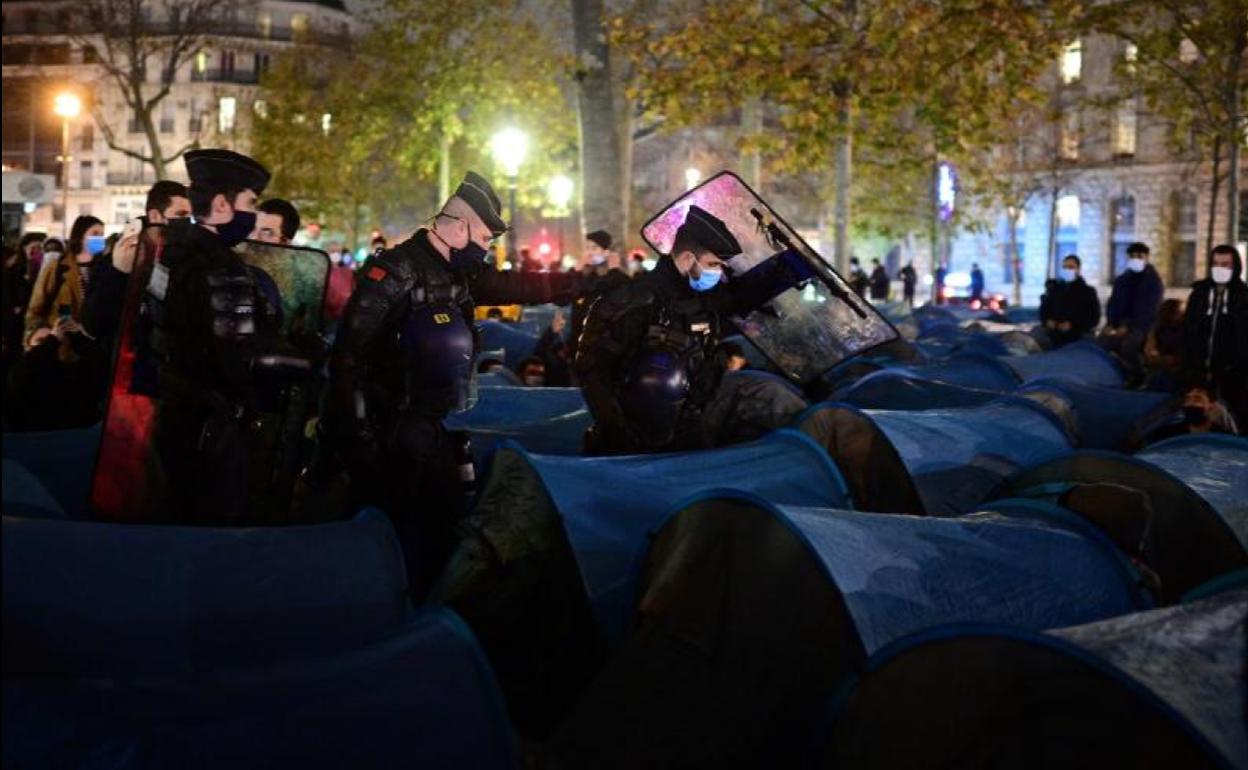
316, 171, 581, 595
575, 205, 812, 455
148, 149, 309, 523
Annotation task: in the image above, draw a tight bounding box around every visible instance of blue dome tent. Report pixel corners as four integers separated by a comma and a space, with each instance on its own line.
546, 494, 1150, 769
825, 588, 1246, 770
796, 398, 1073, 515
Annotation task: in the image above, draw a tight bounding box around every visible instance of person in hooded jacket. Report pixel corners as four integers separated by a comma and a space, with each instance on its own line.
1039, 254, 1100, 347
1101, 241, 1164, 377
1183, 244, 1248, 428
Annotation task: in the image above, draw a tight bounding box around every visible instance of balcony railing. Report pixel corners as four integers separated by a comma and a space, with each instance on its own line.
190, 67, 260, 84
106, 171, 152, 186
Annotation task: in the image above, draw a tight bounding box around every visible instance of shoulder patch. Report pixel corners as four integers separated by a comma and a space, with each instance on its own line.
366, 265, 388, 282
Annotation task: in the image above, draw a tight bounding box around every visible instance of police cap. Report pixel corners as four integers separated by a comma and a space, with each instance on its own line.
184, 149, 270, 194
673, 205, 741, 259
455, 171, 507, 237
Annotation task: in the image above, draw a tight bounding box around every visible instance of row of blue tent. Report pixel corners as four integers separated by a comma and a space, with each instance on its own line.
4, 300, 1246, 768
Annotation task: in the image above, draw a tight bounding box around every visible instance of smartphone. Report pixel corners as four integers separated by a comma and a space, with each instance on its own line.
122, 217, 143, 240
57, 304, 73, 322
86, 235, 108, 256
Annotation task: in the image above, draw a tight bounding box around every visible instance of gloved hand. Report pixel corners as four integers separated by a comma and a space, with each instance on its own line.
775, 248, 816, 285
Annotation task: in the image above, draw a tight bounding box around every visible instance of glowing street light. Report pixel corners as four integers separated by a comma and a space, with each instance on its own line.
491, 127, 528, 257
684, 167, 702, 190
53, 92, 82, 238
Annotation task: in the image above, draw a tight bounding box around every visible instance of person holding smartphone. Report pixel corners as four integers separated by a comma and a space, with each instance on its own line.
24, 215, 103, 362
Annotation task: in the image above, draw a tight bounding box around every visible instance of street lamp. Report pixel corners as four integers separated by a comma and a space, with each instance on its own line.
547, 174, 573, 263
490, 127, 528, 258
53, 92, 82, 238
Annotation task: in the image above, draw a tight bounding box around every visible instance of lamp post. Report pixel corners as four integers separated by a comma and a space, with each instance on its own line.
53, 92, 81, 239
547, 174, 573, 266
490, 127, 528, 261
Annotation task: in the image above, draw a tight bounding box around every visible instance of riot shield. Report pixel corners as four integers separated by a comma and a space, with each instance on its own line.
641, 172, 899, 385
90, 229, 331, 522
235, 238, 332, 336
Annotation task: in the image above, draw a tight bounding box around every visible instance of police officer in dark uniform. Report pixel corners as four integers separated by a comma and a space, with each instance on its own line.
315, 171, 581, 595
575, 205, 812, 455
149, 149, 308, 523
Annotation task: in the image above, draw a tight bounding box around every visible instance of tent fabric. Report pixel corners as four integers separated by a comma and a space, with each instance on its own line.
3, 608, 517, 770
444, 386, 590, 462
547, 494, 1148, 769
1019, 377, 1178, 451
827, 590, 1246, 770
992, 450, 1248, 603
799, 399, 1073, 515
1136, 434, 1248, 552
836, 370, 1001, 411
1, 423, 100, 517
477, 319, 539, 368
3, 510, 410, 676
998, 339, 1124, 388
896, 353, 1020, 392
699, 370, 810, 446
2, 459, 67, 519
430, 432, 851, 736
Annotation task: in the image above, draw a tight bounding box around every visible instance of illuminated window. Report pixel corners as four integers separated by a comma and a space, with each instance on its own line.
291, 13, 309, 41
1061, 40, 1082, 84
258, 12, 272, 38
195, 51, 207, 73
1113, 99, 1137, 156
1056, 195, 1081, 229
321, 113, 332, 135
1123, 42, 1138, 75
1179, 38, 1198, 64
1110, 195, 1136, 274
1059, 111, 1080, 160
218, 96, 236, 133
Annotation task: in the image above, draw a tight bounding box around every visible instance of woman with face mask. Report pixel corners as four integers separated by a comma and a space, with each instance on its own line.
23, 215, 103, 361
1182, 244, 1248, 429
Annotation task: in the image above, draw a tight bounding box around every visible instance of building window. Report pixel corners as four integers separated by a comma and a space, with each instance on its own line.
221, 50, 235, 76
321, 113, 332, 135
1113, 99, 1137, 156
291, 13, 309, 42
1055, 194, 1080, 266
256, 52, 270, 76
80, 122, 94, 151
218, 96, 236, 133
258, 11, 272, 38
1061, 39, 1082, 84
1123, 42, 1138, 75
1110, 195, 1136, 275
195, 51, 208, 73
79, 160, 93, 190
160, 99, 175, 133
1059, 111, 1080, 161
1171, 191, 1198, 286
1179, 38, 1199, 64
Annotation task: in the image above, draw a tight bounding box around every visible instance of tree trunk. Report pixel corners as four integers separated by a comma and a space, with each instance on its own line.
1226, 31, 1245, 244
833, 94, 853, 274
1207, 136, 1222, 256
615, 87, 634, 249
928, 158, 940, 301
1046, 185, 1059, 281
741, 97, 763, 192
1009, 210, 1023, 307
572, 0, 625, 248
134, 82, 167, 179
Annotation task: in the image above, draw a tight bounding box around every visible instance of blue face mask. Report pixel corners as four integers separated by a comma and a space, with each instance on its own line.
1059, 267, 1078, 283
689, 267, 723, 292
85, 235, 108, 256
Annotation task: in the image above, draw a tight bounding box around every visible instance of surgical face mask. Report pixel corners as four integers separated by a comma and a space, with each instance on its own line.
1127, 257, 1146, 273
1211, 266, 1233, 284
689, 267, 723, 292
590, 253, 606, 266
1059, 267, 1078, 283
215, 208, 257, 248
86, 235, 107, 256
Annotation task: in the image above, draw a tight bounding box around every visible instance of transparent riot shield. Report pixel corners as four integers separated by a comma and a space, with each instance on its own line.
235, 238, 332, 336
642, 172, 899, 385
90, 228, 331, 521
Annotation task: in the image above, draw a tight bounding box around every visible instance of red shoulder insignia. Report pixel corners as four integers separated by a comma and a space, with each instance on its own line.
366, 265, 388, 282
